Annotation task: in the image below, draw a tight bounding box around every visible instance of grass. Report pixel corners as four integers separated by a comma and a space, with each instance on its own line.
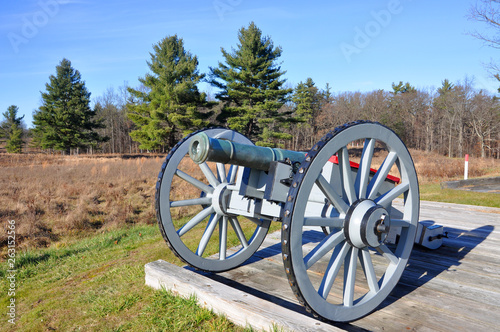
0, 150, 499, 331
420, 183, 500, 208
411, 149, 500, 208
411, 149, 500, 184
0, 154, 162, 252
0, 224, 247, 331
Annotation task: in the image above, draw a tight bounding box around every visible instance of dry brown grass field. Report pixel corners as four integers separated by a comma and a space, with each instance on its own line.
0, 154, 163, 252
410, 149, 500, 183
1, 149, 499, 253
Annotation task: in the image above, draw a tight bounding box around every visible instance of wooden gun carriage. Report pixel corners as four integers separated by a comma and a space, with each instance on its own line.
155, 121, 444, 322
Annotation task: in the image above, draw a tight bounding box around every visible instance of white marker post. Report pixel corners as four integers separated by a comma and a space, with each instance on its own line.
464, 154, 469, 180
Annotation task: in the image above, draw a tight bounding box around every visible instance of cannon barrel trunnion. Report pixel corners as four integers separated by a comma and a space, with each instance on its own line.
155, 121, 444, 323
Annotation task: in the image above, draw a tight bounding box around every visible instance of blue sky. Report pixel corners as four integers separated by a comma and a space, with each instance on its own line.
0, 0, 497, 127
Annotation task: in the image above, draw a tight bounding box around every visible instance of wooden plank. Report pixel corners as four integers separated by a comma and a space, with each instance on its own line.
145, 260, 346, 332
409, 245, 500, 269
400, 268, 500, 306
406, 252, 500, 291
367, 295, 495, 332
392, 281, 499, 328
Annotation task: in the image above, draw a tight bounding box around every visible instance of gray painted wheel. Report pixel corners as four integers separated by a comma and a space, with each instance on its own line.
156, 128, 270, 272
282, 121, 419, 322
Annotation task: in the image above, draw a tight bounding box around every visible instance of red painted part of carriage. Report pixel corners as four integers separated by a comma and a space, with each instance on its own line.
328, 155, 401, 184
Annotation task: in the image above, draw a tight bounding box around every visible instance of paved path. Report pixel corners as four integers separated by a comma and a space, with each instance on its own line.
442, 177, 500, 194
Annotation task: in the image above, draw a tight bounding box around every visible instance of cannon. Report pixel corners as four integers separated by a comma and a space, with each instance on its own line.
155, 121, 429, 322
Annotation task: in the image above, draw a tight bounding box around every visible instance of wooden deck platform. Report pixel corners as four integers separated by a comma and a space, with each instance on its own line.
145, 201, 500, 331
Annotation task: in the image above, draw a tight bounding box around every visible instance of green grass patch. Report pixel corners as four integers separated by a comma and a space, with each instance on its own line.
0, 225, 256, 331
420, 183, 500, 208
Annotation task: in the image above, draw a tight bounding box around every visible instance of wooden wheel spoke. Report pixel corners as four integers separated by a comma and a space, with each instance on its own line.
219, 216, 228, 260
303, 217, 344, 228
359, 248, 380, 293
339, 146, 357, 204
196, 214, 220, 256
304, 231, 345, 270
375, 181, 409, 209
318, 242, 350, 299
177, 206, 214, 237
217, 163, 227, 184
199, 162, 220, 187
229, 217, 249, 248
175, 169, 214, 194
343, 247, 358, 307
376, 244, 399, 265
367, 151, 397, 200
316, 175, 349, 215
170, 197, 212, 208
355, 138, 375, 199
228, 165, 238, 184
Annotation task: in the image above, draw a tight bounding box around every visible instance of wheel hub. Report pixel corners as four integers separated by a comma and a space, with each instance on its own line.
212, 183, 231, 216
344, 200, 391, 248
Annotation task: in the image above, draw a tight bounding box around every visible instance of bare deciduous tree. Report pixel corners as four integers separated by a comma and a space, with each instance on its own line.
287, 78, 499, 159
468, 1, 500, 80
469, 91, 500, 157
468, 0, 500, 49
94, 85, 138, 154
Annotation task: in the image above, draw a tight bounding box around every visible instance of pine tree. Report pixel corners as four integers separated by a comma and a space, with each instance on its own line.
127, 35, 208, 151
292, 78, 321, 124
6, 125, 23, 153
1, 105, 24, 153
437, 79, 454, 95
291, 78, 322, 147
392, 81, 416, 94
382, 81, 417, 140
32, 58, 105, 153
209, 22, 293, 147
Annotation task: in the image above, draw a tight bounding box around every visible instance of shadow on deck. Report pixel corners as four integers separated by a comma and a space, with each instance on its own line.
187, 223, 494, 331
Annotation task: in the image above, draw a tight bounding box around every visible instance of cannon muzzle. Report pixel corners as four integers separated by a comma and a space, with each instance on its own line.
189, 132, 305, 171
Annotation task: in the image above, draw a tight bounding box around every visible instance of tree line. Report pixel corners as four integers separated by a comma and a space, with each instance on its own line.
285, 78, 499, 159
1, 22, 499, 158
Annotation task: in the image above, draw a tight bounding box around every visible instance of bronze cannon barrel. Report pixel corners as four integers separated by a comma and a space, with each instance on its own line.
189, 132, 306, 171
